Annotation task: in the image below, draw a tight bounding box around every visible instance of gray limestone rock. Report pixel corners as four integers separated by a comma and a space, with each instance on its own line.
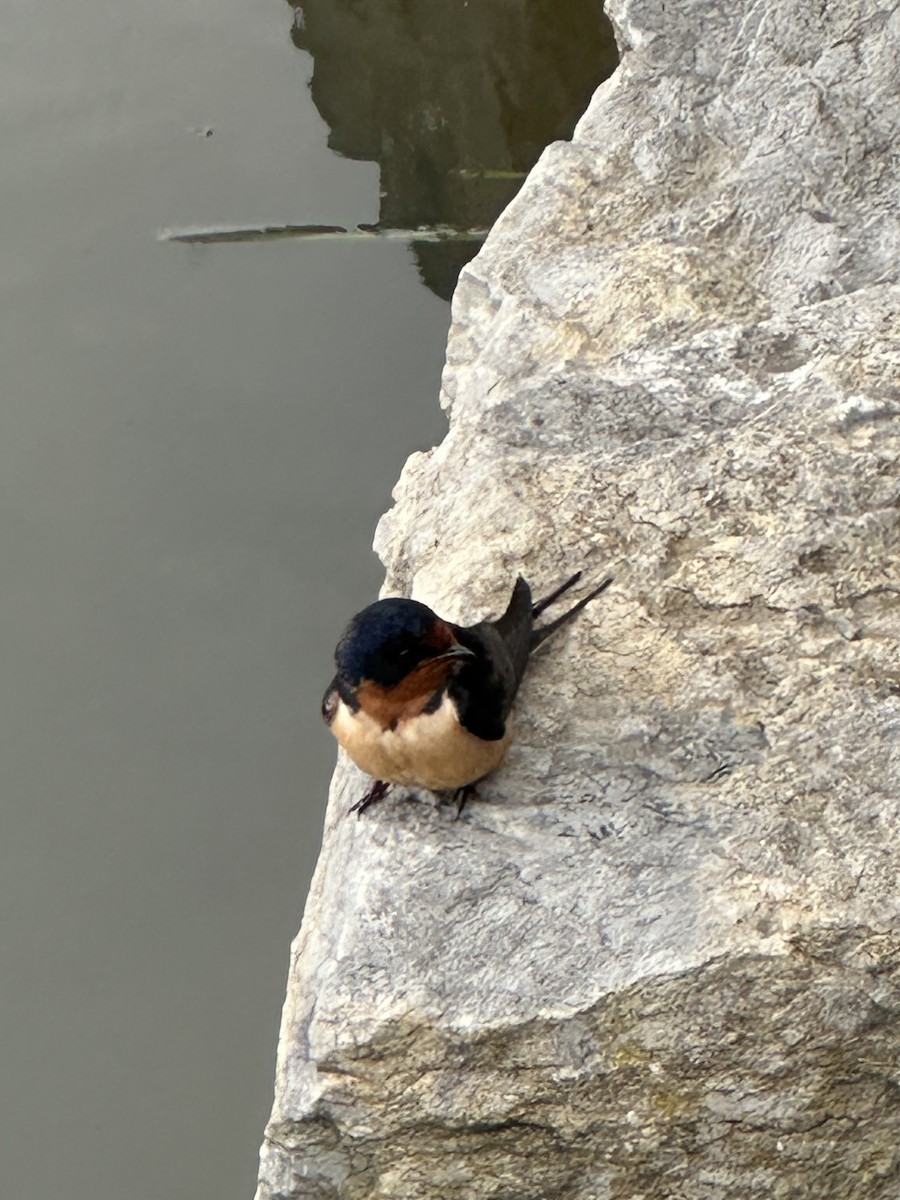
256, 0, 900, 1196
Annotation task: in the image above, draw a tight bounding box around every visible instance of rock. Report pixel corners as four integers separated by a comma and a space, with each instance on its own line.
255, 0, 900, 1196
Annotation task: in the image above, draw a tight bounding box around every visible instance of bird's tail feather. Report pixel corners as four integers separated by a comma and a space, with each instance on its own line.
531, 570, 582, 619
530, 576, 612, 651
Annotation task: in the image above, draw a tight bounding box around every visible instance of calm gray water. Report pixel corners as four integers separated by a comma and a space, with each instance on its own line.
1, 2, 448, 1198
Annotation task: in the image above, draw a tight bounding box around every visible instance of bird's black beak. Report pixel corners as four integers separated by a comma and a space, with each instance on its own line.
436, 642, 476, 664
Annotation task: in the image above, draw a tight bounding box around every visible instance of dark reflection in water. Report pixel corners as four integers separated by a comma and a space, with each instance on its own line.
288, 0, 618, 299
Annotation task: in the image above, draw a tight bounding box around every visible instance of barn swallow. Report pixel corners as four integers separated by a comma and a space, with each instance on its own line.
322, 570, 612, 816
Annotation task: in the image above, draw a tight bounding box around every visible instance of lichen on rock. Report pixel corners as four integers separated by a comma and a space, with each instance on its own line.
256, 0, 900, 1196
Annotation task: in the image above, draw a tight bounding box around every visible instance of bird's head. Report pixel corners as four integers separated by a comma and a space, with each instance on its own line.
332, 598, 475, 724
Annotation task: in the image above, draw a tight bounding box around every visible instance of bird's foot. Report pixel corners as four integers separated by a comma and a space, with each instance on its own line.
349, 779, 392, 818
451, 783, 480, 818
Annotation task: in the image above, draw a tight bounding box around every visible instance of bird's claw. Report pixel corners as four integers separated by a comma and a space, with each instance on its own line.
452, 784, 479, 818
349, 779, 391, 817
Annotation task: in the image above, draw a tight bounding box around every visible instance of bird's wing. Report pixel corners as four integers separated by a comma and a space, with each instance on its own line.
448, 577, 533, 740
488, 575, 534, 693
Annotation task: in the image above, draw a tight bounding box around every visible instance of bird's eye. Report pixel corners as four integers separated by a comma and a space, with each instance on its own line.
398, 648, 412, 659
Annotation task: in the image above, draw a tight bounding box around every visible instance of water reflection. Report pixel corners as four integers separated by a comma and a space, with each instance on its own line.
288, 0, 618, 298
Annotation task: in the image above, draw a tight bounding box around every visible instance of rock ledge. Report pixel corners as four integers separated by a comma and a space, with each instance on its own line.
257, 1, 900, 1196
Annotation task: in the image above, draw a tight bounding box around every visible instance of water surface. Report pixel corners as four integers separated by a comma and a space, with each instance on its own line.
1, 4, 448, 1199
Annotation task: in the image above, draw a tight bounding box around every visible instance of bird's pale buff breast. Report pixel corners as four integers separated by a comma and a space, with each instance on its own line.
331, 694, 511, 790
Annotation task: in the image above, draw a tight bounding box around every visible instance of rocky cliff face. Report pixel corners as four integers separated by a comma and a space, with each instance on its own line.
256, 0, 900, 1196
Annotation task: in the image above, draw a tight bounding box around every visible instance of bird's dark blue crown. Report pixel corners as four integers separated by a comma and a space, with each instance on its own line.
335, 598, 443, 688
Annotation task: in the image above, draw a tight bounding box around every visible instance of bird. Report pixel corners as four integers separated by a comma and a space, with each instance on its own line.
321, 570, 612, 817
